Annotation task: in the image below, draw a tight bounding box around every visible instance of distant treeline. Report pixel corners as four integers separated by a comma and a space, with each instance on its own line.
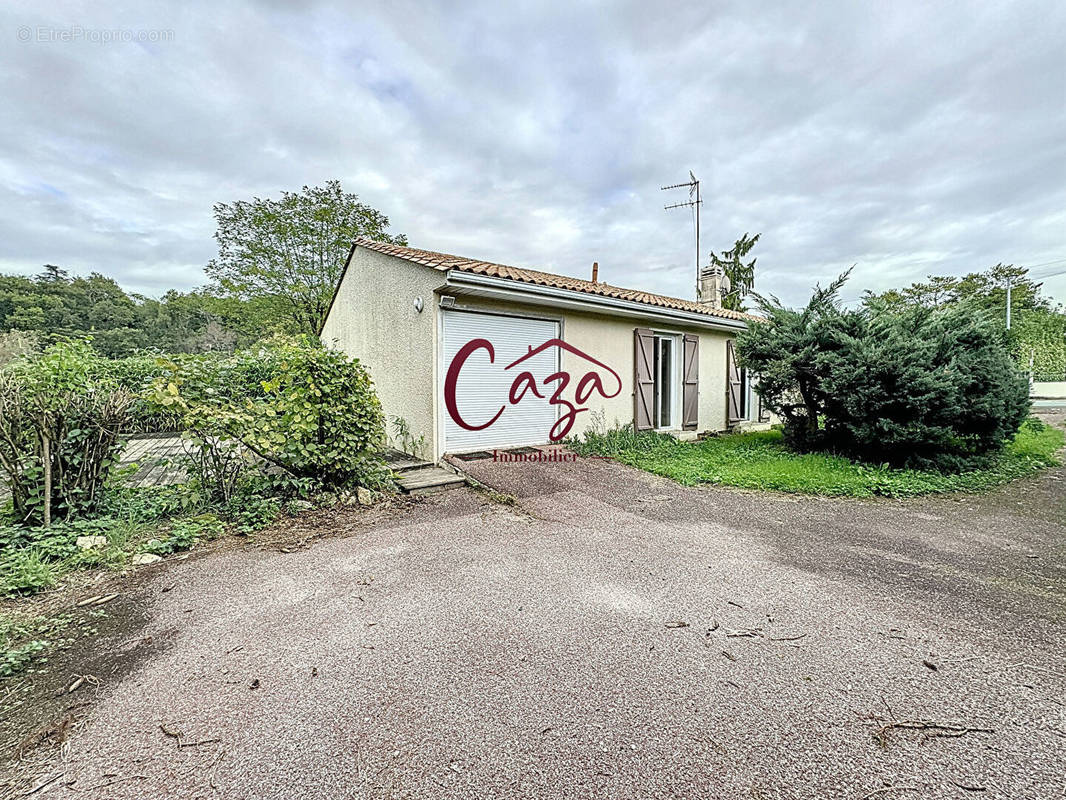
0, 265, 292, 361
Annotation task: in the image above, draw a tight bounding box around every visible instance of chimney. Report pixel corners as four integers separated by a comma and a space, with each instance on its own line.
698, 265, 729, 309
591, 261, 599, 283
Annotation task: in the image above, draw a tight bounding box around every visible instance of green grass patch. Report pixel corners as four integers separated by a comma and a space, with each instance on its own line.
0, 612, 74, 677
569, 417, 1064, 498
0, 480, 286, 599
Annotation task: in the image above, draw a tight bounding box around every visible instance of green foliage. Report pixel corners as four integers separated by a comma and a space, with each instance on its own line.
0, 330, 38, 366
570, 419, 1063, 498
0, 268, 280, 358
1, 638, 49, 677
0, 612, 75, 677
863, 263, 1066, 381
204, 180, 407, 335
102, 484, 206, 524
0, 341, 133, 524
151, 335, 391, 493
0, 549, 58, 595
98, 351, 280, 433
140, 514, 225, 556
738, 274, 1031, 471
707, 232, 760, 311
1012, 309, 1066, 381
865, 263, 1050, 316
225, 483, 282, 534
390, 415, 427, 459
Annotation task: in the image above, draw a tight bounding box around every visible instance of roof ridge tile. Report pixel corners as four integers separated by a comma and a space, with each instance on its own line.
354, 238, 761, 323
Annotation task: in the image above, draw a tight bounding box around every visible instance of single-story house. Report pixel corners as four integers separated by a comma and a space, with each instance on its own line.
320, 238, 770, 461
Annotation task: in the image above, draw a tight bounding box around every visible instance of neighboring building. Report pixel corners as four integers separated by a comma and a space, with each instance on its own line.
320, 239, 771, 460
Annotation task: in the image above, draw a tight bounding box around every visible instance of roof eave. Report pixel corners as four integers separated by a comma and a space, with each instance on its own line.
442, 270, 749, 332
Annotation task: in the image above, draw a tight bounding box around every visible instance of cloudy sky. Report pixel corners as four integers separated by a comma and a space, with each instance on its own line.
2, 0, 1064, 306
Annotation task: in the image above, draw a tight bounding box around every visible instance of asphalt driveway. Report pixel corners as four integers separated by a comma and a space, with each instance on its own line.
7, 434, 1066, 798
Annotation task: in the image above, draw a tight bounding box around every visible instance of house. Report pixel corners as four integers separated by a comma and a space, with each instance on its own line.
320, 239, 770, 460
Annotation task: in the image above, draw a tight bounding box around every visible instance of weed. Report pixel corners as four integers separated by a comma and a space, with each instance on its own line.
0, 549, 58, 595
140, 513, 226, 556
390, 415, 427, 460
0, 639, 48, 677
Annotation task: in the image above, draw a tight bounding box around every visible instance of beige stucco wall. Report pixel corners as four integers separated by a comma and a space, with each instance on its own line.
321, 247, 765, 461
1032, 381, 1066, 398
444, 294, 735, 446
320, 248, 441, 459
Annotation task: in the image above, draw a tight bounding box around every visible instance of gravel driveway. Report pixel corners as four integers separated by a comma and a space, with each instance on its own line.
8, 425, 1066, 799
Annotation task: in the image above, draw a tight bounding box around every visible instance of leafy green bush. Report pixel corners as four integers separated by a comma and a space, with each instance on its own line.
101, 351, 276, 433
0, 549, 58, 595
737, 275, 1031, 471
0, 613, 69, 677
225, 480, 282, 533
140, 513, 225, 556
1, 639, 48, 677
0, 341, 133, 525
0, 502, 233, 597
102, 483, 206, 524
152, 336, 390, 493
1011, 310, 1066, 381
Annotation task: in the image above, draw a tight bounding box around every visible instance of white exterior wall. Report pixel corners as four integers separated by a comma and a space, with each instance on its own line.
1032, 381, 1066, 399
439, 294, 735, 449
321, 246, 765, 462
320, 248, 441, 460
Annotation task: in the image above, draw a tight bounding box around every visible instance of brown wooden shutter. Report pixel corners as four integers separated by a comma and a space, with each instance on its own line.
726, 339, 743, 425
682, 334, 699, 430
633, 328, 655, 431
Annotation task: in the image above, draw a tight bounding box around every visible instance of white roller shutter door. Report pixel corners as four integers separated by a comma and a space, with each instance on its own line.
441, 310, 559, 452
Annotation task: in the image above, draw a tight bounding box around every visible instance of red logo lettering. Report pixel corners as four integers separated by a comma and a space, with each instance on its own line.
444, 337, 621, 442
444, 338, 505, 431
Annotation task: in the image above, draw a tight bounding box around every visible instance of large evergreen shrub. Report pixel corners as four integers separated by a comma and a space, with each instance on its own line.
737, 275, 1031, 471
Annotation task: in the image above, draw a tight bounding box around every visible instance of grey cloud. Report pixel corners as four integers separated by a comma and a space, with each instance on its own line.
1, 0, 1063, 304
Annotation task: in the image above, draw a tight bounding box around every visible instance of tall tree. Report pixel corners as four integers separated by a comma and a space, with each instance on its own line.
862, 263, 1064, 379
204, 180, 407, 335
864, 263, 1050, 316
708, 233, 760, 311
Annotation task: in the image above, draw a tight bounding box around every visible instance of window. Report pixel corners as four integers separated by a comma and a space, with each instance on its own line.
653, 334, 678, 429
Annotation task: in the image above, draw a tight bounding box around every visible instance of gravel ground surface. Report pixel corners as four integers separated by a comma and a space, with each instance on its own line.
7, 413, 1065, 799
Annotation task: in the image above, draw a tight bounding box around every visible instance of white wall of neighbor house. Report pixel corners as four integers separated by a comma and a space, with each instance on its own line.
320, 248, 440, 459
441, 293, 735, 443
1032, 381, 1066, 398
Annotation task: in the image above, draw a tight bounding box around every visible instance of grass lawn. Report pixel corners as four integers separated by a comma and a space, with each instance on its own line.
569, 418, 1064, 498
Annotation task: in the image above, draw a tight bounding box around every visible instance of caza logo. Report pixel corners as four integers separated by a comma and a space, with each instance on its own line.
444, 338, 622, 441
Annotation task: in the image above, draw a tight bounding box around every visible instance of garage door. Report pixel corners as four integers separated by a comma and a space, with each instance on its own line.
441, 310, 559, 452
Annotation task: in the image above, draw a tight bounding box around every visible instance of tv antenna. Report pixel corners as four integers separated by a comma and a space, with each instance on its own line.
662, 171, 702, 298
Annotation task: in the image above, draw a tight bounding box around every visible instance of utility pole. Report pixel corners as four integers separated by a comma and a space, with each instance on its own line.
661, 171, 702, 298
1006, 277, 1012, 330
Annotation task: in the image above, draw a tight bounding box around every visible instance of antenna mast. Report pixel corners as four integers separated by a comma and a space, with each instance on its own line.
661, 170, 703, 298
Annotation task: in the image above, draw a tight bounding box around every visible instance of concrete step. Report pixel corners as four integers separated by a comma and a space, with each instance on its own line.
397, 466, 467, 495
383, 448, 434, 473
390, 458, 434, 473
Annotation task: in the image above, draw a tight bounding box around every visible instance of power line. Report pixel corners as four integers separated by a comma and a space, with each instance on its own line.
1019, 257, 1066, 271
1029, 266, 1066, 280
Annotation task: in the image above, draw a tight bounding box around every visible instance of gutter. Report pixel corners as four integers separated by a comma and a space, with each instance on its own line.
442, 270, 749, 333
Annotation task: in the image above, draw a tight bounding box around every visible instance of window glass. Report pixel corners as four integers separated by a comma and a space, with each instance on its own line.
658, 337, 673, 427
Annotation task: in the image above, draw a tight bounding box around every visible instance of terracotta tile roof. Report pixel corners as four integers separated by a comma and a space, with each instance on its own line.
356, 238, 760, 324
